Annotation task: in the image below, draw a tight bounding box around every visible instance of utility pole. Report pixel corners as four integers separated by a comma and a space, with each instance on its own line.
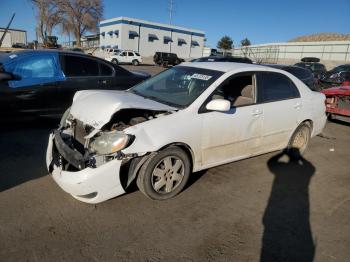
0, 13, 15, 48
169, 0, 174, 25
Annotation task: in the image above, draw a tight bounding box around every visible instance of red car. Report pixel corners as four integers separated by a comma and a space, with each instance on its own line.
321, 85, 350, 122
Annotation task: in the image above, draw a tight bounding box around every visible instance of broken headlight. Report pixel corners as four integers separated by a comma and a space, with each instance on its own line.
90, 131, 131, 155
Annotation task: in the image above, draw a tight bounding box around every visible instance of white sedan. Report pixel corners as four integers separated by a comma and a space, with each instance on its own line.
46, 62, 326, 203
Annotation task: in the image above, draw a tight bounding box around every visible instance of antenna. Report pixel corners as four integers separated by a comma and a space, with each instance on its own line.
168, 0, 174, 25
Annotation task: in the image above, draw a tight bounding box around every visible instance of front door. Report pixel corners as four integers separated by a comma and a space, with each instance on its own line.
119, 51, 128, 63
200, 73, 263, 167
5, 53, 63, 115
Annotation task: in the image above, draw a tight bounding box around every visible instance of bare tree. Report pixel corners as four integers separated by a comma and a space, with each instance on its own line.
30, 0, 61, 41
58, 0, 103, 46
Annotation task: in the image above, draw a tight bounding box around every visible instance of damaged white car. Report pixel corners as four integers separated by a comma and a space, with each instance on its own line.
46, 62, 327, 203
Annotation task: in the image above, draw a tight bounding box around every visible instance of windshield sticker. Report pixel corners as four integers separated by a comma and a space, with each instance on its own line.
191, 73, 213, 81
9, 54, 17, 59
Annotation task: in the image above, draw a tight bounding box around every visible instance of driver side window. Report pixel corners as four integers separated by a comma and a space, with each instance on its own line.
210, 73, 256, 107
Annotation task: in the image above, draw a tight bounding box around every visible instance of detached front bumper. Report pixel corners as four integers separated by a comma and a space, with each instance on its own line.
46, 132, 126, 204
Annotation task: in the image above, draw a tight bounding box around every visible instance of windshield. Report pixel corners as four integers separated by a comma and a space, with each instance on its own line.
130, 66, 223, 108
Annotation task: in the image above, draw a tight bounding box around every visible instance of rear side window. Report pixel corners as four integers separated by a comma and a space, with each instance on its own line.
100, 62, 113, 76
62, 55, 99, 77
257, 72, 300, 103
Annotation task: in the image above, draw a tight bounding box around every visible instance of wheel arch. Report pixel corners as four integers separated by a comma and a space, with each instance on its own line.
301, 119, 313, 130
158, 142, 195, 171
120, 142, 195, 190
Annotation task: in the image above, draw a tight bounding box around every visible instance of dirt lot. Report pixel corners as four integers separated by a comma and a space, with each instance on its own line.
0, 65, 350, 262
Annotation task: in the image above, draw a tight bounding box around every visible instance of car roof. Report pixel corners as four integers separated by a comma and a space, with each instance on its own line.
0, 49, 104, 64
180, 62, 277, 73
265, 64, 309, 71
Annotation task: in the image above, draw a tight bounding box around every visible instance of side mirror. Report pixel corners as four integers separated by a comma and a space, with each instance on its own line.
206, 99, 231, 112
0, 72, 14, 81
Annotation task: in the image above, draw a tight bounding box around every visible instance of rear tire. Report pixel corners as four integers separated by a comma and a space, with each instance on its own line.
111, 58, 118, 65
132, 59, 139, 66
136, 146, 191, 200
286, 122, 311, 159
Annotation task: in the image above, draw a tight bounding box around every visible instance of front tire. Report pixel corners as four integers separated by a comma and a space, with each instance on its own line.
286, 122, 311, 159
111, 58, 118, 65
136, 146, 191, 200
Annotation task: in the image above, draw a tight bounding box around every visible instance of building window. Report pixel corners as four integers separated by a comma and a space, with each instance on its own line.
129, 31, 139, 39
148, 34, 159, 42
191, 40, 199, 47
164, 36, 173, 44
100, 32, 105, 39
114, 30, 119, 37
108, 31, 113, 38
178, 38, 187, 46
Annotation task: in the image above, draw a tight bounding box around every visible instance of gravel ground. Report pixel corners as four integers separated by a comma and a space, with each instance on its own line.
0, 65, 349, 262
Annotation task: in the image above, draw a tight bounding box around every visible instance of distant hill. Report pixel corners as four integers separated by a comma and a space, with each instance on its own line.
289, 33, 350, 42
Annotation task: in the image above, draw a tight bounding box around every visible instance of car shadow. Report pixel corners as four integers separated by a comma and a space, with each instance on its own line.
0, 118, 58, 192
260, 150, 316, 262
328, 118, 350, 127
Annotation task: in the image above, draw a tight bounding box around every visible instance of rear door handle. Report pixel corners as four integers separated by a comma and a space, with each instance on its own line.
293, 102, 302, 109
251, 109, 263, 116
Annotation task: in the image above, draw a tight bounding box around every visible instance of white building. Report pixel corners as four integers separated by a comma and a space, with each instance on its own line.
233, 41, 350, 62
0, 28, 27, 47
99, 17, 205, 59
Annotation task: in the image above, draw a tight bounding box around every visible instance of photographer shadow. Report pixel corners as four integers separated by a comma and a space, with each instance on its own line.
261, 149, 315, 262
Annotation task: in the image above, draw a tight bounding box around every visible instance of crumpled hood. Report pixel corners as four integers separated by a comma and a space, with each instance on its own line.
70, 90, 176, 129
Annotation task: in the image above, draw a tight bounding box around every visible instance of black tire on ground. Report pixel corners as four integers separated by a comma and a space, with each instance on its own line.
162, 61, 168, 68
132, 59, 139, 66
111, 58, 118, 65
327, 113, 333, 121
286, 122, 312, 159
136, 146, 191, 200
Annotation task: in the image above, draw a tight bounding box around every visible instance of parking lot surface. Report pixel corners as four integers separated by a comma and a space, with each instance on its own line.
0, 65, 349, 262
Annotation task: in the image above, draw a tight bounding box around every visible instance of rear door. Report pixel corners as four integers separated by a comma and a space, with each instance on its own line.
127, 52, 135, 63
58, 54, 100, 111
98, 61, 115, 89
256, 71, 302, 152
